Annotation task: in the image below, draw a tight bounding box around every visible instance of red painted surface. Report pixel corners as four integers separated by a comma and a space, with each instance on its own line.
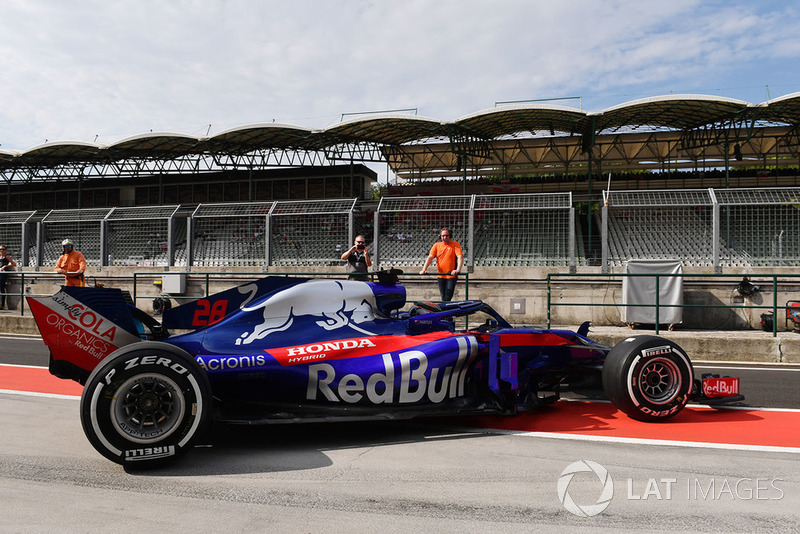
1, 365, 83, 397
461, 400, 800, 449
3, 365, 798, 449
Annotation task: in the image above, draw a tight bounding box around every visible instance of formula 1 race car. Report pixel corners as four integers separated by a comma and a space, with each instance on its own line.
28, 270, 743, 467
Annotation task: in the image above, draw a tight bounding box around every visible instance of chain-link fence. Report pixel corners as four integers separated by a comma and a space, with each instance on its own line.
190, 202, 273, 267
189, 199, 357, 267
270, 198, 357, 266
472, 193, 574, 267
374, 193, 575, 268
716, 188, 800, 267
0, 211, 34, 265
602, 187, 800, 269
374, 195, 472, 268
40, 208, 112, 265
12, 188, 800, 271
602, 190, 716, 267
105, 206, 181, 266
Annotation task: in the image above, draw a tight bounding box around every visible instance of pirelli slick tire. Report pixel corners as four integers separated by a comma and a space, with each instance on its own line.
602, 335, 693, 422
80, 342, 211, 468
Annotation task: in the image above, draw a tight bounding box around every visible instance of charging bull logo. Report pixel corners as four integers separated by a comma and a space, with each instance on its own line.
235, 280, 378, 346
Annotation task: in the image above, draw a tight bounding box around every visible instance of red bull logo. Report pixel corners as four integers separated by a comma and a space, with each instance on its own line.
306, 336, 477, 404
235, 280, 378, 346
702, 376, 739, 398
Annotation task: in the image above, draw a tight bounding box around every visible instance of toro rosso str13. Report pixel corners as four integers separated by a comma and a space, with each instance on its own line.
28, 270, 742, 467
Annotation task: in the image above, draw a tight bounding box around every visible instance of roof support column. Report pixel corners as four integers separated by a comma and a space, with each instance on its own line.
582, 116, 598, 259
186, 216, 194, 271
467, 194, 475, 269
248, 166, 254, 202
587, 152, 593, 255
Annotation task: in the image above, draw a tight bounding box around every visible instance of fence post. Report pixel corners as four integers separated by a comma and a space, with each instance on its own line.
568, 206, 576, 273
372, 209, 380, 268
601, 203, 608, 273
710, 188, 720, 272
186, 215, 194, 270
655, 274, 660, 335
546, 273, 552, 328
468, 194, 475, 269
773, 276, 778, 336
264, 212, 271, 267
36, 221, 44, 269
19, 272, 25, 317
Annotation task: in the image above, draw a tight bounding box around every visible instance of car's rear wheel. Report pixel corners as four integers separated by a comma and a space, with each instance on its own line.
602, 335, 693, 421
80, 342, 211, 467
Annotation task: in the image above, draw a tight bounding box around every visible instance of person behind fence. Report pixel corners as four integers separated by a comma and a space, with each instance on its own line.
55, 239, 87, 287
341, 235, 372, 281
0, 245, 17, 309
420, 228, 463, 301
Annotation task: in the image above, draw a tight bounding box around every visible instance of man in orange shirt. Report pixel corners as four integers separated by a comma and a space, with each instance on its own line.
420, 228, 463, 301
54, 239, 87, 287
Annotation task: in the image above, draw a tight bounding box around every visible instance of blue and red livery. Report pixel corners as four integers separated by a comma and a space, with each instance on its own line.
28, 270, 742, 467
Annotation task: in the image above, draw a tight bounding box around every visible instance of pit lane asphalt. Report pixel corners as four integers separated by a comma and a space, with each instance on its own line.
2, 394, 799, 533
2, 335, 800, 532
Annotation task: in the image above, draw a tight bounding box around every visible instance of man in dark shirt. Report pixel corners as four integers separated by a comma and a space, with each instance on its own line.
341, 235, 372, 281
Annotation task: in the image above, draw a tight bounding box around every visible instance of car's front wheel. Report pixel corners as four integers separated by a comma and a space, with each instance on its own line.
80, 342, 211, 467
602, 335, 693, 422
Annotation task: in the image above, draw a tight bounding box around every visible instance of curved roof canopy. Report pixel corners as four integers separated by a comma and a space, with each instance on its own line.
18, 141, 105, 166
754, 91, 800, 124
323, 114, 448, 145
593, 94, 752, 132
0, 149, 22, 163
2, 93, 799, 174
107, 132, 203, 158
209, 123, 317, 153
454, 104, 587, 138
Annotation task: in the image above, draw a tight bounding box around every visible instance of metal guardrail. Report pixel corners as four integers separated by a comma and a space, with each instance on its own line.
6, 272, 68, 317
546, 272, 800, 337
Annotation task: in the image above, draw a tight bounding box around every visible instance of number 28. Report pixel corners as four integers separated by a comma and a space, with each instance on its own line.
192, 299, 227, 326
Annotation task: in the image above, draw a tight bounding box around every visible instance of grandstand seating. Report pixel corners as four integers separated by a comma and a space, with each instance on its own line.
603, 209, 750, 267
191, 218, 268, 267
375, 222, 427, 267
3, 185, 797, 270
472, 215, 573, 267
720, 205, 800, 266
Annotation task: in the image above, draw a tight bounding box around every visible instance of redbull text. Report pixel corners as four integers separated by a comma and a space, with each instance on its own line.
306, 336, 476, 404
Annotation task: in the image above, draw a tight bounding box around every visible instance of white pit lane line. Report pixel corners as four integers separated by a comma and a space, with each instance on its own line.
694, 363, 800, 372
0, 389, 80, 400
472, 428, 800, 454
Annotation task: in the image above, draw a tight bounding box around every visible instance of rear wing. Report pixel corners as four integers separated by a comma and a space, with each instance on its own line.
28, 287, 148, 383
